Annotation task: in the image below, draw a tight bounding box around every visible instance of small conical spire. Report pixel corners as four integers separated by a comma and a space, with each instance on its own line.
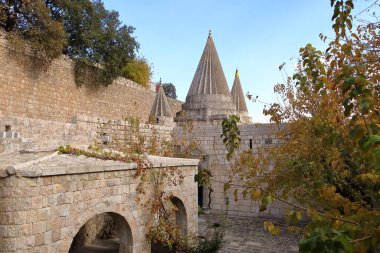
209, 29, 212, 37
231, 69, 248, 113
186, 31, 230, 97
149, 85, 172, 120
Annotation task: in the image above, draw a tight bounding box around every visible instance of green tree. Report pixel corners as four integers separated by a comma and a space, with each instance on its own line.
0, 0, 67, 64
162, 82, 177, 99
222, 1, 380, 252
47, 0, 139, 86
122, 58, 151, 87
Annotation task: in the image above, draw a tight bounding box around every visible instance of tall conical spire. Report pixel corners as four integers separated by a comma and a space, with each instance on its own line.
175, 32, 237, 122
231, 69, 251, 123
187, 31, 230, 97
231, 69, 248, 112
149, 85, 173, 125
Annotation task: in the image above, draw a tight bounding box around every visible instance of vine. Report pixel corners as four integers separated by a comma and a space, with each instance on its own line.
58, 116, 224, 252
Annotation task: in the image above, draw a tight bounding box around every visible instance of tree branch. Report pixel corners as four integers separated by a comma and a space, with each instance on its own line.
213, 178, 360, 226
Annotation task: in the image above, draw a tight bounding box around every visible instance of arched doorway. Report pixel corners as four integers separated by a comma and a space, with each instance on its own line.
171, 196, 187, 234
69, 212, 133, 253
151, 196, 188, 253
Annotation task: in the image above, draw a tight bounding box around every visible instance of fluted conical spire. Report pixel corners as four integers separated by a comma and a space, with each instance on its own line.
149, 85, 172, 119
175, 31, 237, 122
231, 69, 248, 113
187, 31, 230, 97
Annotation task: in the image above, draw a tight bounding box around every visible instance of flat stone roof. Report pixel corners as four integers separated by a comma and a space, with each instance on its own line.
0, 151, 199, 178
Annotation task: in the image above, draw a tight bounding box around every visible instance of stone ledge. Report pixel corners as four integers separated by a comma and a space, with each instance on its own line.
146, 155, 199, 168
0, 152, 198, 178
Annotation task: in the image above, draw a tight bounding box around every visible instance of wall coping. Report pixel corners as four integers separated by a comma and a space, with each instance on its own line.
0, 151, 199, 178
73, 114, 175, 131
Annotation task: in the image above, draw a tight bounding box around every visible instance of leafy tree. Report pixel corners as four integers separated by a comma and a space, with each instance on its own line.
162, 82, 177, 99
1, 0, 140, 86
222, 1, 380, 252
0, 0, 67, 64
122, 58, 151, 87
46, 0, 139, 86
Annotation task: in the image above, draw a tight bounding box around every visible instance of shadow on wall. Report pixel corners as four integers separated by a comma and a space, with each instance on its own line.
69, 212, 133, 253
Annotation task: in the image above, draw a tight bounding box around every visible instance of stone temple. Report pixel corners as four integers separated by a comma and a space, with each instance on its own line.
0, 30, 285, 252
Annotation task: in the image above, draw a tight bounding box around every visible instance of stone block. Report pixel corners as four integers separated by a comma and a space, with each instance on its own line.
57, 193, 73, 205
38, 208, 51, 221
42, 177, 52, 186
35, 233, 44, 246
26, 209, 38, 224
52, 184, 64, 194
59, 205, 70, 217
0, 237, 16, 251
31, 196, 44, 209
25, 235, 35, 247
16, 237, 26, 250
32, 221, 46, 234
52, 230, 60, 242
44, 231, 52, 244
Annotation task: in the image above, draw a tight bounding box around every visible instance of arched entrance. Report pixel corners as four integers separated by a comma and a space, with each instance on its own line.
69, 212, 133, 253
151, 196, 188, 253
171, 196, 187, 234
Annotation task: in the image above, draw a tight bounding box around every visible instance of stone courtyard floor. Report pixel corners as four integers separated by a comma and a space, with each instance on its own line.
198, 214, 300, 253
72, 214, 300, 253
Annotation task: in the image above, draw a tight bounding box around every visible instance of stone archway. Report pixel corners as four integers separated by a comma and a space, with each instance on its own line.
151, 196, 189, 253
171, 196, 187, 234
69, 212, 133, 253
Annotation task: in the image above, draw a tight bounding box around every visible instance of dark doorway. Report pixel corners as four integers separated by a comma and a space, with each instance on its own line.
198, 185, 204, 208
69, 212, 133, 253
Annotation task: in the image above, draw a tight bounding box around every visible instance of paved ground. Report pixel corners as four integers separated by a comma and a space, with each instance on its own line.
71, 214, 300, 253
199, 214, 300, 253
70, 239, 119, 253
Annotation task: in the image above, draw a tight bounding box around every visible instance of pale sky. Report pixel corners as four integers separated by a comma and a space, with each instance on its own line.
103, 0, 368, 123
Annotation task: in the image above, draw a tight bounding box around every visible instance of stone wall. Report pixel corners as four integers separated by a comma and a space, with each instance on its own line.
0, 32, 182, 123
174, 122, 289, 217
0, 116, 97, 154
75, 114, 175, 152
0, 153, 198, 253
0, 114, 175, 154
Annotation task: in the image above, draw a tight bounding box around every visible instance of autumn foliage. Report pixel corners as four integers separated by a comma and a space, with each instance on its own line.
223, 1, 379, 252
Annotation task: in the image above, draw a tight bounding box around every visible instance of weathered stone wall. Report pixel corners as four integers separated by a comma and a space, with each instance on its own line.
0, 116, 97, 154
0, 114, 175, 154
174, 122, 289, 217
76, 114, 174, 151
0, 32, 182, 123
0, 154, 198, 253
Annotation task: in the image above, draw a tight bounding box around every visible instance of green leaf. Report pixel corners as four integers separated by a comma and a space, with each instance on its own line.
296, 211, 303, 221
242, 189, 248, 199
234, 189, 238, 201
367, 135, 380, 145
259, 197, 268, 212
224, 183, 230, 192
299, 235, 318, 252
342, 77, 354, 93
